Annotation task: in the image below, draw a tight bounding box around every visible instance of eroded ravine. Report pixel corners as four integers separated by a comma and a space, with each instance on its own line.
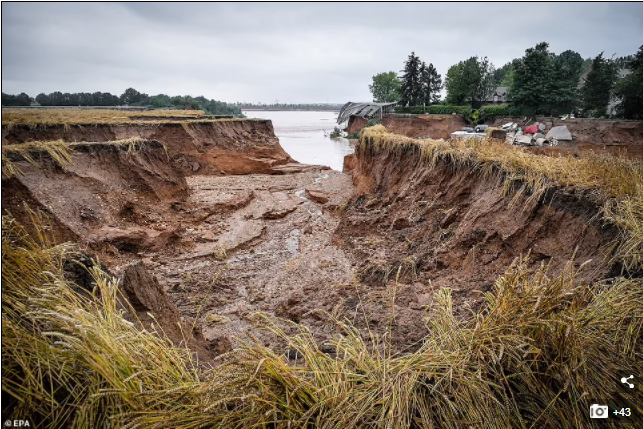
2, 118, 621, 358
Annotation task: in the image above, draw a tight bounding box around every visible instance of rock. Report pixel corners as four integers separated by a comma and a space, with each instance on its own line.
305, 189, 331, 204
202, 230, 217, 241
303, 225, 313, 234
262, 206, 297, 219
546, 125, 572, 141
190, 161, 201, 172
92, 225, 182, 252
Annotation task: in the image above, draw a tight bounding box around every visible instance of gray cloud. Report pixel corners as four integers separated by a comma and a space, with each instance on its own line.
2, 2, 642, 103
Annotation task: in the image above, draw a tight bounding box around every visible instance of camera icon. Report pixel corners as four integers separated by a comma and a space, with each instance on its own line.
590, 404, 609, 418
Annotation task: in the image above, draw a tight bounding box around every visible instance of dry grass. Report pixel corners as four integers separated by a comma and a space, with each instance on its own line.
1, 140, 73, 178
361, 125, 643, 270
1, 108, 254, 128
1, 137, 165, 178
2, 215, 642, 428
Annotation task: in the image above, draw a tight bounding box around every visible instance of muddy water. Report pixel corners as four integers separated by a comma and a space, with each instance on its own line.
242, 110, 353, 171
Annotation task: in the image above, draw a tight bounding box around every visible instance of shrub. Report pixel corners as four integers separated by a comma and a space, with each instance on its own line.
329, 127, 342, 138
395, 105, 472, 116
477, 104, 538, 123
366, 118, 381, 127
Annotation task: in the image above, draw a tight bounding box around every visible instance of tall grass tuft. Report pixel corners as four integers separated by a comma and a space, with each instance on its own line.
3, 213, 642, 428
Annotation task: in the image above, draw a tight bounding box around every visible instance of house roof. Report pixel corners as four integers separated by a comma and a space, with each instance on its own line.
337, 101, 397, 124
486, 87, 508, 102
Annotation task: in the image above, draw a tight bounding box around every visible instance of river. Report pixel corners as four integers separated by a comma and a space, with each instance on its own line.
242, 110, 354, 171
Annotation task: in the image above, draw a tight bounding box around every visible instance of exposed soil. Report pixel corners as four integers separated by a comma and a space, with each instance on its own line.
2, 119, 622, 358
346, 114, 467, 140
335, 139, 619, 348
2, 120, 292, 175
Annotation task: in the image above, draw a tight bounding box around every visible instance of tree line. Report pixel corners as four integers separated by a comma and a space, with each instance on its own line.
370, 43, 643, 119
1, 88, 243, 116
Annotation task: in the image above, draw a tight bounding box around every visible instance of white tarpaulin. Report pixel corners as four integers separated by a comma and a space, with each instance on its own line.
545, 125, 572, 141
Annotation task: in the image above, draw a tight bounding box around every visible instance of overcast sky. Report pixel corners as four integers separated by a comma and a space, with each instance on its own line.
2, 2, 642, 104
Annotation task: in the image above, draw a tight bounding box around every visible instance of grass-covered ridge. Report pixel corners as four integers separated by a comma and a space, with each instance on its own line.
2, 215, 642, 428
1, 138, 165, 179
1, 108, 261, 128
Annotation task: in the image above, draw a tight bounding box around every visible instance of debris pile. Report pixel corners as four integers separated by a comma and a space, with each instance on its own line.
502, 121, 573, 147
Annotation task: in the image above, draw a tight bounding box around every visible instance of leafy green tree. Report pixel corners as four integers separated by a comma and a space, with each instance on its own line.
1, 92, 32, 106
420, 62, 442, 106
35, 93, 50, 105
399, 52, 422, 107
368, 71, 401, 103
581, 52, 618, 116
615, 45, 643, 119
445, 56, 495, 108
120, 88, 148, 105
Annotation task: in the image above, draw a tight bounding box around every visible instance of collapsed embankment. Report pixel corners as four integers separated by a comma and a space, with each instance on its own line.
338, 127, 625, 328
3, 119, 292, 175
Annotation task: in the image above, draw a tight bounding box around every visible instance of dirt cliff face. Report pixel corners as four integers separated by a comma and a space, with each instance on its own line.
334, 137, 619, 347
346, 114, 467, 140
491, 116, 643, 157
2, 119, 292, 175
382, 115, 467, 139
2, 142, 188, 245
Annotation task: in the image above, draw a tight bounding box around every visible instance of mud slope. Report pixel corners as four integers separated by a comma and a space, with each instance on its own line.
2, 119, 292, 174
2, 141, 188, 250
334, 137, 619, 347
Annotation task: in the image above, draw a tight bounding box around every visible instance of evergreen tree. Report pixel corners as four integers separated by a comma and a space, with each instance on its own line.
615, 45, 643, 119
511, 43, 584, 115
581, 52, 618, 116
510, 42, 552, 114
420, 62, 442, 106
545, 50, 584, 115
399, 52, 422, 107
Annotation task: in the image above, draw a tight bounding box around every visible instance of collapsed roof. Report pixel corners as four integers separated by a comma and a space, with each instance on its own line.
337, 102, 397, 124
